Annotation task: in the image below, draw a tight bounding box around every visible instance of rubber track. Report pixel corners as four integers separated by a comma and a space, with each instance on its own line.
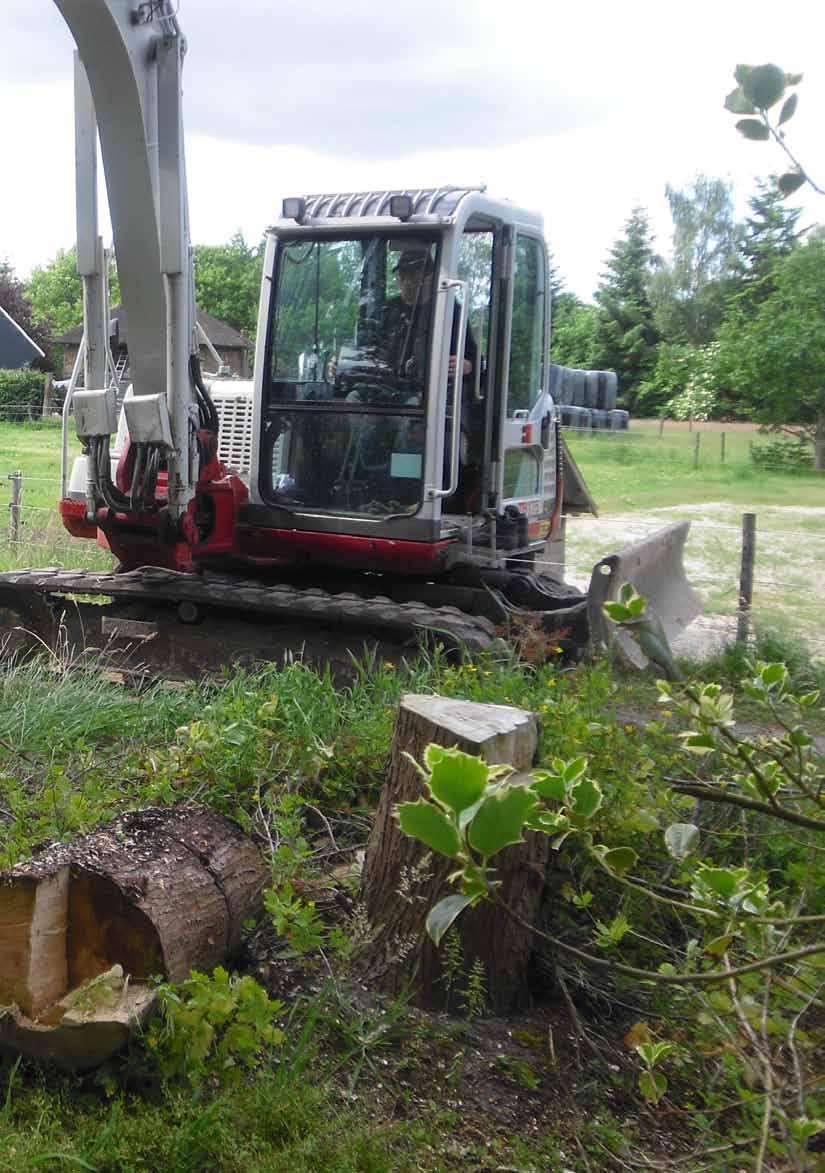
0, 567, 497, 652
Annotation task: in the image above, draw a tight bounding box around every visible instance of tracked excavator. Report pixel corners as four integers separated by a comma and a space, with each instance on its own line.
0, 0, 700, 678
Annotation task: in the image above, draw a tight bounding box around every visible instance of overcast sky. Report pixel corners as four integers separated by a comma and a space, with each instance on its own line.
1, 0, 822, 301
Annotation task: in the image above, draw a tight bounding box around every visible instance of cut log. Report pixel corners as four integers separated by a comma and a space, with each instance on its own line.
360, 694, 549, 1013
0, 804, 267, 1069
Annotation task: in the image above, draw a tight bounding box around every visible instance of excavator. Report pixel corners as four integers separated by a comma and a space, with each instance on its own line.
0, 0, 700, 678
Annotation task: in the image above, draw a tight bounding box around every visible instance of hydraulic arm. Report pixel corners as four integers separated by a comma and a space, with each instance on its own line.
54, 0, 204, 523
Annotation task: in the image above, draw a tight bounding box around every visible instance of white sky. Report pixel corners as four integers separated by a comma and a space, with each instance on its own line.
1, 0, 822, 302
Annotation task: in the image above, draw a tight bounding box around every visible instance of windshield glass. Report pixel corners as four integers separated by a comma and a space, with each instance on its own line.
270, 235, 439, 401
262, 234, 440, 519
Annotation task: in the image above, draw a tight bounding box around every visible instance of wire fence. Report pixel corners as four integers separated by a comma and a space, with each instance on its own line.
1, 467, 823, 659
565, 425, 824, 474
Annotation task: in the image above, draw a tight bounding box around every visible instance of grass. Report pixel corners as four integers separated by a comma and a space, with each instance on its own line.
566, 419, 825, 512
0, 649, 670, 1170
0, 420, 111, 572
1, 629, 823, 1166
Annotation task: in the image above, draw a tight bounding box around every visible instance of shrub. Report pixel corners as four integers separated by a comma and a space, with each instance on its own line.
750, 434, 813, 471
0, 369, 44, 421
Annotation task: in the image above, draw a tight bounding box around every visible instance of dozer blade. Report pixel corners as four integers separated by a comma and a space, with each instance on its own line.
585, 521, 702, 669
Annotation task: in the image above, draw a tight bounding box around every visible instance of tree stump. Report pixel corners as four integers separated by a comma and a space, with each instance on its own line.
360, 694, 549, 1013
0, 804, 267, 1069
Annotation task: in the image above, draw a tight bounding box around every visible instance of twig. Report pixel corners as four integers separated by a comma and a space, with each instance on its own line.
494, 895, 825, 986
670, 781, 825, 832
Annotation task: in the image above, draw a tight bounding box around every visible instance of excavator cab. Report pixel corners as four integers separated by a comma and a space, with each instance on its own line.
244, 188, 558, 575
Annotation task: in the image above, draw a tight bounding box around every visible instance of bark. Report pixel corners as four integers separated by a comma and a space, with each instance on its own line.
360, 694, 549, 1013
0, 804, 267, 1068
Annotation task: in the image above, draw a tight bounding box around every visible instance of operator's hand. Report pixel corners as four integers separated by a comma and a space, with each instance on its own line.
448, 355, 472, 379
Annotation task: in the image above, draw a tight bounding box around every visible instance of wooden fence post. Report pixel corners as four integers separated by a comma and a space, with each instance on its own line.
693, 433, 701, 469
659, 417, 665, 437
41, 373, 54, 419
736, 513, 757, 646
8, 470, 22, 544
720, 431, 726, 464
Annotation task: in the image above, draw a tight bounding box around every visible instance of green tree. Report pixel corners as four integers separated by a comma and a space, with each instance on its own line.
731, 179, 801, 312
636, 342, 723, 420
714, 236, 825, 467
193, 232, 263, 340
594, 207, 660, 409
0, 261, 53, 370
26, 247, 120, 339
551, 294, 600, 369
649, 176, 741, 346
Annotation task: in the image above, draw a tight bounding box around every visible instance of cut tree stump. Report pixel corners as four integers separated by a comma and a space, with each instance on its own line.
360, 694, 549, 1013
0, 804, 267, 1069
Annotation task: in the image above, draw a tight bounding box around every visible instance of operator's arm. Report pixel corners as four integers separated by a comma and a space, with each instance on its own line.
448, 314, 477, 379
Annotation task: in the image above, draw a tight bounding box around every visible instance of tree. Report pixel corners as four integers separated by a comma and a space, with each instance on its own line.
551, 294, 600, 369
731, 179, 801, 312
594, 208, 660, 409
649, 176, 741, 346
714, 236, 825, 467
0, 261, 53, 371
725, 64, 822, 198
193, 233, 263, 340
26, 247, 120, 340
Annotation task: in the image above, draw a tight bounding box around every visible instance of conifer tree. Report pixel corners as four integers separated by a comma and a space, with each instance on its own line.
594, 207, 659, 409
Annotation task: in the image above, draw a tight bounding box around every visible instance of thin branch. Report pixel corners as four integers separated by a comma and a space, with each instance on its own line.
494, 895, 825, 986
765, 116, 825, 196
671, 782, 825, 832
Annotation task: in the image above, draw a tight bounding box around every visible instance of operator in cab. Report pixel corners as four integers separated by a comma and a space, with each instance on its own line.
384, 248, 476, 392
386, 248, 482, 513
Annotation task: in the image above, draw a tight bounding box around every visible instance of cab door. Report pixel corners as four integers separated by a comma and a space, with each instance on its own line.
497, 232, 553, 538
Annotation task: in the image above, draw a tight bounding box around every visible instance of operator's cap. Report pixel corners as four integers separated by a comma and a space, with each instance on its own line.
394, 249, 434, 275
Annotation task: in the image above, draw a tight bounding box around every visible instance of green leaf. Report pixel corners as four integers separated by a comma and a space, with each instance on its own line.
724, 86, 756, 115
525, 809, 569, 835
426, 894, 475, 946
760, 662, 787, 688
778, 93, 798, 125
777, 171, 806, 196
784, 72, 803, 86
742, 64, 786, 110
562, 756, 588, 785
638, 1069, 667, 1105
697, 866, 741, 901
664, 823, 699, 860
468, 785, 537, 859
570, 775, 603, 820
680, 732, 717, 754
736, 118, 769, 141
705, 934, 734, 957
425, 745, 490, 814
600, 846, 639, 875
636, 1041, 674, 1067
734, 64, 753, 86
603, 601, 632, 622
530, 771, 566, 802
396, 800, 462, 858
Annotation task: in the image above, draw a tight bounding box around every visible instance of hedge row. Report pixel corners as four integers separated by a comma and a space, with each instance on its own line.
0, 369, 46, 421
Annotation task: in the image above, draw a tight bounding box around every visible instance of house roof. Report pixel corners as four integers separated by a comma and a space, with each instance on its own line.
0, 305, 45, 368
57, 305, 253, 350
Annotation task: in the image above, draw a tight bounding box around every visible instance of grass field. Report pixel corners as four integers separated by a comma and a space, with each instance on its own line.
1, 417, 823, 654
